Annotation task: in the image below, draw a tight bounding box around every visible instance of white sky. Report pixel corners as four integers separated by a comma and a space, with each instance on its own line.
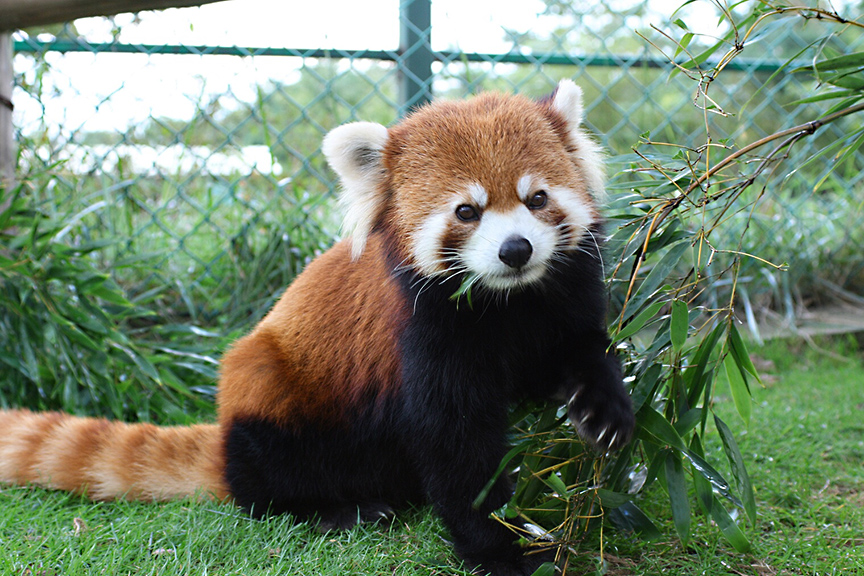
12, 0, 719, 134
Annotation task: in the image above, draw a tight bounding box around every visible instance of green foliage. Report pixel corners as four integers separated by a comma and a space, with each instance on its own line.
0, 175, 218, 423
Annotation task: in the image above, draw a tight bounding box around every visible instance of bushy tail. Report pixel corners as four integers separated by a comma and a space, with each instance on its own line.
0, 409, 229, 501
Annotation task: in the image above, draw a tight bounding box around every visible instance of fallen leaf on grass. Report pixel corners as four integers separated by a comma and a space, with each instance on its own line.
72, 517, 87, 535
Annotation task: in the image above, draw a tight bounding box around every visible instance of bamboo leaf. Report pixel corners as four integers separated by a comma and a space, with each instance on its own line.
681, 449, 742, 508
664, 451, 691, 545
723, 353, 752, 426
607, 502, 663, 540
614, 301, 665, 342
792, 89, 861, 104
727, 323, 760, 382
689, 433, 713, 516
542, 472, 569, 496
814, 51, 864, 71
742, 42, 817, 113
474, 440, 534, 509
86, 280, 133, 307
637, 405, 687, 451
114, 344, 162, 383
673, 407, 702, 437
596, 489, 632, 508
623, 241, 689, 322
709, 499, 751, 552
714, 414, 757, 525
670, 299, 688, 352
630, 363, 662, 413
173, 361, 220, 380
686, 322, 724, 407
529, 562, 556, 576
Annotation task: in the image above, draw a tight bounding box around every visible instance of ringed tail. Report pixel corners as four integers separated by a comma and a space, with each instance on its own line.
0, 409, 229, 501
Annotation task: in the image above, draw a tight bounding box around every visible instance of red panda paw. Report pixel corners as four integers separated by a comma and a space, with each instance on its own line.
568, 388, 635, 454
315, 502, 395, 533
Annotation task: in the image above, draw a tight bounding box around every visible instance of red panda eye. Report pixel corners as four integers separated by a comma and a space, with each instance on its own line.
455, 204, 479, 222
528, 191, 547, 210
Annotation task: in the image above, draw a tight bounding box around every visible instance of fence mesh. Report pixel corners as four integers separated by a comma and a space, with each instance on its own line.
8, 0, 864, 332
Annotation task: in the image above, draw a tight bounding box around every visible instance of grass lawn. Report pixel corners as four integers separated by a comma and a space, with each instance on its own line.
1, 336, 863, 575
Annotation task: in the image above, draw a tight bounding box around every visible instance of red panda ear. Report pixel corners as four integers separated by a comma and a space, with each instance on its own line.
551, 78, 585, 127
322, 122, 389, 260
550, 79, 606, 201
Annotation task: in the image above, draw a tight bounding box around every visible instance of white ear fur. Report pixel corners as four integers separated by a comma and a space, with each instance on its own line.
552, 79, 606, 201
552, 78, 585, 127
322, 122, 389, 260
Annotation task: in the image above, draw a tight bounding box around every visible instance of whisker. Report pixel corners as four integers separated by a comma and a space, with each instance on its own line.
584, 229, 606, 279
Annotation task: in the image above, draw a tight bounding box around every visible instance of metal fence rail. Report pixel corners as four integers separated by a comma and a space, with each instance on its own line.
8, 0, 864, 329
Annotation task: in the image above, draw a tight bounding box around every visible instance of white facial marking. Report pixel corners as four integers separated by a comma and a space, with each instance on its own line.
410, 177, 598, 292
519, 174, 596, 249
516, 174, 535, 202
549, 185, 596, 248
412, 211, 451, 277
462, 206, 558, 290
412, 183, 488, 277
467, 182, 488, 209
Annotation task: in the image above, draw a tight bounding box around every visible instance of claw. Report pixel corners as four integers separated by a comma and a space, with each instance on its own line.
608, 430, 619, 449
579, 413, 592, 427
596, 427, 608, 443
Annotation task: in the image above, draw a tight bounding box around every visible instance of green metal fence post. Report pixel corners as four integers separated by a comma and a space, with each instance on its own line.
0, 32, 13, 185
398, 0, 432, 116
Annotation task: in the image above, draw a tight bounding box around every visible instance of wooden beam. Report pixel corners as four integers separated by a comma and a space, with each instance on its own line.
0, 32, 12, 185
0, 0, 229, 31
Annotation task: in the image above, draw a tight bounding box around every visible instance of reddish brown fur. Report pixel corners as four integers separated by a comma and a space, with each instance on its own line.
0, 409, 228, 501
217, 235, 407, 430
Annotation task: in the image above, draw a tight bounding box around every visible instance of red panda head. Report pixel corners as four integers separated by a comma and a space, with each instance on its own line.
322, 79, 604, 292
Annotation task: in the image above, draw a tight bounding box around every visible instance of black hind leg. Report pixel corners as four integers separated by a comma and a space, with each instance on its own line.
223, 417, 422, 525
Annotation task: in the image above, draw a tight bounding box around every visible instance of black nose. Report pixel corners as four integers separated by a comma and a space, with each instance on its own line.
498, 236, 533, 269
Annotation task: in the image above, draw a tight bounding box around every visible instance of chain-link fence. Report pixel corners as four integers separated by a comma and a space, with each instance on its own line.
8, 0, 864, 333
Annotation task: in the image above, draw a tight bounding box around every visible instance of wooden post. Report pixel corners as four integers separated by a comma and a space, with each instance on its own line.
0, 31, 12, 186
0, 0, 228, 30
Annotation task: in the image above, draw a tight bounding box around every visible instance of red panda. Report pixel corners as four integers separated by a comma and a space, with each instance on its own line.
0, 79, 634, 576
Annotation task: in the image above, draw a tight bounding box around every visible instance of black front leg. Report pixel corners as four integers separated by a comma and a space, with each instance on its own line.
405, 414, 551, 576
